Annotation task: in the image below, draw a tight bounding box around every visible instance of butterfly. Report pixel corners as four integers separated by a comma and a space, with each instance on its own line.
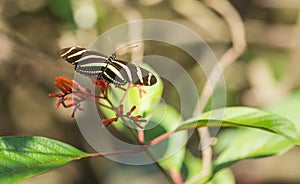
60, 46, 157, 86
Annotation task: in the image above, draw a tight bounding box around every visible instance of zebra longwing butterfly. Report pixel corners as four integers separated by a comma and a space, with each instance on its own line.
60, 46, 157, 86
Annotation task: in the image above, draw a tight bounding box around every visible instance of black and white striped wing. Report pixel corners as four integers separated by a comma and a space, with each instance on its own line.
60, 47, 108, 78
60, 46, 87, 65
75, 51, 109, 79
60, 46, 157, 86
110, 59, 157, 86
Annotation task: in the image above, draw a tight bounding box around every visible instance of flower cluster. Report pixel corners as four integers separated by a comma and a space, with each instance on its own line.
49, 77, 146, 127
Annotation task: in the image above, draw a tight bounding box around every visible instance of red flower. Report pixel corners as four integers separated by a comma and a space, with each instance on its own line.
49, 77, 147, 127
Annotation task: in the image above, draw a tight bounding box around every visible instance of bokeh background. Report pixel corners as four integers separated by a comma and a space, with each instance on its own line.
1, 0, 300, 183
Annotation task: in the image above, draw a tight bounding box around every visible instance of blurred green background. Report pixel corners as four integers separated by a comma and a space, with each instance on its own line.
1, 0, 300, 183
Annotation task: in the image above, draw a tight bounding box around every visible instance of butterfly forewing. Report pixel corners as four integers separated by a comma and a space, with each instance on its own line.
101, 62, 127, 85
60, 46, 157, 86
75, 51, 108, 78
60, 47, 87, 64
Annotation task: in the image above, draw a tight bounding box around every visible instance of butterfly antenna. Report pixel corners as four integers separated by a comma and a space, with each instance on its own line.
107, 36, 113, 49
115, 44, 139, 56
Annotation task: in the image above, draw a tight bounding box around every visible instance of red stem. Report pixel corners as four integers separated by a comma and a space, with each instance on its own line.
170, 168, 184, 184
138, 127, 144, 143
119, 83, 131, 105
149, 132, 174, 145
80, 144, 150, 160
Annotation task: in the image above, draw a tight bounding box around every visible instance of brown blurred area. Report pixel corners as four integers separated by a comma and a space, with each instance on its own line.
0, 0, 300, 183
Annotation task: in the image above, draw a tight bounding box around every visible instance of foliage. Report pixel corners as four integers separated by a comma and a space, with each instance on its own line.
1, 74, 299, 183
1, 0, 300, 183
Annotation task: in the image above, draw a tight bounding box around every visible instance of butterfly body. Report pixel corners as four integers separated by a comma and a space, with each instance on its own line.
60, 47, 157, 86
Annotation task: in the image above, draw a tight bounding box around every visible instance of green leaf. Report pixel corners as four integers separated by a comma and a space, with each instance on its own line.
182, 151, 234, 184
182, 151, 203, 182
213, 128, 293, 174
99, 64, 163, 131
209, 168, 235, 184
127, 64, 163, 118
265, 89, 300, 133
177, 107, 300, 145
0, 136, 88, 184
145, 103, 187, 172
47, 0, 74, 24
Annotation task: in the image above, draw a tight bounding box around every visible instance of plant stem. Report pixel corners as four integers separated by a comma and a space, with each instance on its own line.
186, 0, 247, 183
